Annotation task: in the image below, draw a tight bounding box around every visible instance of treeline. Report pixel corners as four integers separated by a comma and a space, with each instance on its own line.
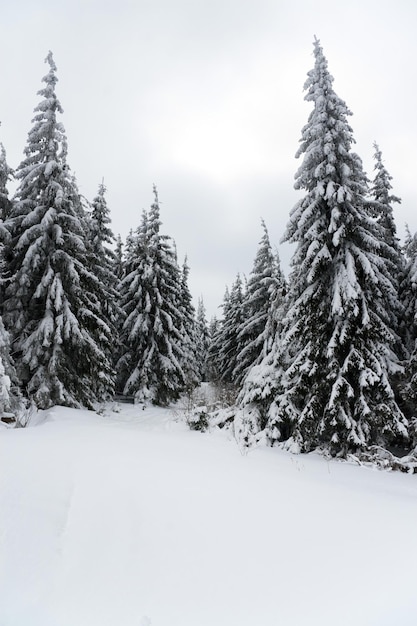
2, 42, 417, 466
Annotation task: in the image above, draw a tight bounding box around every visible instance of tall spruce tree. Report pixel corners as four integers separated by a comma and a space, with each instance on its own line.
2, 52, 114, 408
237, 38, 407, 455
117, 188, 186, 405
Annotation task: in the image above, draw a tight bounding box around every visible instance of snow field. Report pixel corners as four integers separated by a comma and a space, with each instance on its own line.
1, 405, 417, 626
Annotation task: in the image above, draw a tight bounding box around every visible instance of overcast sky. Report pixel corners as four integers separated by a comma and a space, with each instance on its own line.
1, 0, 416, 317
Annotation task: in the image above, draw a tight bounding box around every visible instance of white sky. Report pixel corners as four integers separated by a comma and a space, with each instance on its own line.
1, 0, 416, 317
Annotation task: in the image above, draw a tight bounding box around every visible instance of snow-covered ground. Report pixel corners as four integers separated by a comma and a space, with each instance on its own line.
1, 402, 417, 626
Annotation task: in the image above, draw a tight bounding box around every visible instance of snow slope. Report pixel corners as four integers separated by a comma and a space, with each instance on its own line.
1, 403, 416, 626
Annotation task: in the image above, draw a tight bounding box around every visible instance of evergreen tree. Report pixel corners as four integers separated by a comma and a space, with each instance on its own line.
117, 187, 186, 405
3, 52, 114, 409
403, 224, 416, 264
0, 141, 13, 223
88, 181, 122, 353
0, 318, 22, 417
370, 143, 405, 360
233, 220, 285, 385
210, 275, 245, 386
370, 143, 402, 256
90, 182, 115, 264
195, 297, 210, 381
401, 225, 417, 351
0, 140, 13, 307
237, 38, 407, 454
0, 137, 22, 418
179, 257, 200, 392
114, 233, 124, 280
206, 315, 221, 382
399, 227, 417, 421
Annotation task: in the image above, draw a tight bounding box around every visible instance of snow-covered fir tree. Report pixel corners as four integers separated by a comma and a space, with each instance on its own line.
178, 257, 200, 392
370, 143, 402, 255
116, 215, 147, 392
195, 297, 210, 381
0, 317, 22, 418
233, 220, 286, 385
0, 140, 14, 304
88, 181, 123, 357
114, 233, 124, 280
209, 275, 245, 386
237, 38, 408, 455
90, 182, 117, 276
206, 315, 221, 382
370, 142, 405, 362
399, 226, 417, 352
399, 226, 417, 425
0, 140, 21, 418
2, 52, 114, 409
0, 141, 13, 223
117, 187, 186, 405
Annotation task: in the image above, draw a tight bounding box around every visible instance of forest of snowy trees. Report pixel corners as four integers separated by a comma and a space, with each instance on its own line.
2, 42, 417, 468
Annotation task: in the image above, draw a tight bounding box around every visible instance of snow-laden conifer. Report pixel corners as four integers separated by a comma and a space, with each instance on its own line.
114, 234, 124, 280
3, 52, 114, 408
370, 143, 402, 255
88, 182, 123, 358
0, 141, 13, 223
0, 140, 13, 306
0, 137, 22, 418
209, 275, 245, 386
118, 188, 186, 405
233, 221, 286, 385
206, 315, 221, 382
195, 297, 210, 381
399, 227, 417, 423
0, 317, 22, 417
179, 257, 200, 392
237, 39, 408, 454
370, 143, 405, 359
